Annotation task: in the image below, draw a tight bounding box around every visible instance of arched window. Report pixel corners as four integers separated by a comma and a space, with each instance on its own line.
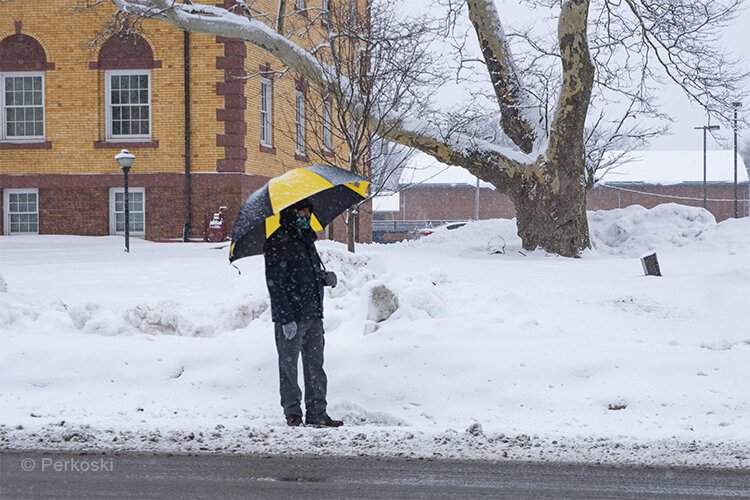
0, 33, 53, 142
95, 33, 159, 70
94, 34, 160, 141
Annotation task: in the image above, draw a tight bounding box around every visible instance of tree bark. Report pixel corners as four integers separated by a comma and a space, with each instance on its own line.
346, 208, 356, 253
507, 0, 594, 256
466, 0, 539, 154
506, 161, 590, 255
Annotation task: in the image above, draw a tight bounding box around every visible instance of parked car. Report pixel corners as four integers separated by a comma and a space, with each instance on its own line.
416, 221, 468, 238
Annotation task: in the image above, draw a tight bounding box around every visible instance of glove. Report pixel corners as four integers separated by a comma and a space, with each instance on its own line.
323, 271, 338, 288
281, 322, 298, 340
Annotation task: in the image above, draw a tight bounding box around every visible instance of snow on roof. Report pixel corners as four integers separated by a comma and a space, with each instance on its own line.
372, 192, 400, 212
599, 150, 748, 185
399, 152, 495, 188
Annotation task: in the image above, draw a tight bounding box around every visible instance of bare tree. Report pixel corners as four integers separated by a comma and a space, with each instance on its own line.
110, 0, 747, 256
273, 0, 439, 252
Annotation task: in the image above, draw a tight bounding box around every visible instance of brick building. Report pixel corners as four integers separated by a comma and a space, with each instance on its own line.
0, 0, 370, 243
587, 150, 749, 221
373, 151, 749, 240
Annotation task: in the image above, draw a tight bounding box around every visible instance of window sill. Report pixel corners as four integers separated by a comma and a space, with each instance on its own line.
94, 140, 159, 149
322, 148, 335, 158
295, 152, 310, 162
260, 144, 277, 155
0, 141, 52, 150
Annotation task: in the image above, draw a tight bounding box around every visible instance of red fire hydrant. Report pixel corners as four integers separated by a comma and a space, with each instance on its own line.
205, 206, 228, 242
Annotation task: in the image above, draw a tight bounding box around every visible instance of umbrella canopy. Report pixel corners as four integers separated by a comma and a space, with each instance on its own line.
229, 165, 369, 262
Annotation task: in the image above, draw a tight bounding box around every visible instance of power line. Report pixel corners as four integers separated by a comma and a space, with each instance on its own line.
598, 184, 749, 203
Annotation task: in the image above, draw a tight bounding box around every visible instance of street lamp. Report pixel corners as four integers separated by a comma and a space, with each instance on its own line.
694, 124, 720, 209
732, 102, 742, 218
114, 149, 136, 253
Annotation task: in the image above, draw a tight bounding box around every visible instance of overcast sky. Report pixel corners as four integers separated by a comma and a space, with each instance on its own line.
650, 3, 749, 151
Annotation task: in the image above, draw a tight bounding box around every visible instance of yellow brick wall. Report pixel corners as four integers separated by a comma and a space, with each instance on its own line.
188, 31, 226, 173
0, 1, 223, 175
0, 0, 348, 178
244, 1, 346, 179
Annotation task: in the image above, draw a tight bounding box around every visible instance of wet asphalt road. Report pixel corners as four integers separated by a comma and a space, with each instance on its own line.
1, 451, 748, 499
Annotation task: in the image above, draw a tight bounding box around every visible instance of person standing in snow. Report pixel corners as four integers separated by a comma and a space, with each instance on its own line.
263, 198, 343, 428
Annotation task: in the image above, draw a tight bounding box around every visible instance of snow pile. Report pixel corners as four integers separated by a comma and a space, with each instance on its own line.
1, 204, 749, 468
589, 204, 717, 256
407, 202, 750, 258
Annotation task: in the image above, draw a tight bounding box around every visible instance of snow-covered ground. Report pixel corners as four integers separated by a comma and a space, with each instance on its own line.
1, 203, 748, 468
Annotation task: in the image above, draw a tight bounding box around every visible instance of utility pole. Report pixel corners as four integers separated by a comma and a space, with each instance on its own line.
732, 102, 742, 218
694, 124, 720, 209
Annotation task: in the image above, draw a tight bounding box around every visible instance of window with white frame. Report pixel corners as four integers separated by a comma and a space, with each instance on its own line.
1, 73, 45, 141
322, 0, 329, 19
260, 76, 273, 146
106, 70, 151, 140
296, 0, 306, 11
109, 187, 145, 235
322, 97, 332, 151
295, 90, 305, 154
3, 188, 39, 235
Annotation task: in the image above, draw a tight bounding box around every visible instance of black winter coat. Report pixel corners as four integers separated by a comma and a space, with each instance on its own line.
263, 225, 325, 325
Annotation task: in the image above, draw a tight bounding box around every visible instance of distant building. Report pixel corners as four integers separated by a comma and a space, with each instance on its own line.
589, 150, 749, 220
373, 150, 748, 241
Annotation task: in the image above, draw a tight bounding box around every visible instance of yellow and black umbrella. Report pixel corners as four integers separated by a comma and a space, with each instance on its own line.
229, 165, 369, 262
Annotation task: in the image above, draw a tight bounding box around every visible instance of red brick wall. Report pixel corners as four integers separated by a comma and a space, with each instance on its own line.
187, 173, 270, 241
402, 187, 516, 220
587, 184, 749, 222
2, 173, 373, 243
1, 173, 261, 240
146, 186, 185, 240
40, 188, 109, 236
395, 183, 748, 223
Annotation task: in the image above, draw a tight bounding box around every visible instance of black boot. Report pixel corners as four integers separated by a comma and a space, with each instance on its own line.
306, 415, 343, 428
286, 415, 303, 427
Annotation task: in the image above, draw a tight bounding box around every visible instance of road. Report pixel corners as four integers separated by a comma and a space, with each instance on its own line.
1, 451, 748, 499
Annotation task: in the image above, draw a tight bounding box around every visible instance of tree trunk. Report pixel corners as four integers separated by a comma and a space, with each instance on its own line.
509, 0, 594, 257
346, 207, 356, 253
508, 162, 590, 256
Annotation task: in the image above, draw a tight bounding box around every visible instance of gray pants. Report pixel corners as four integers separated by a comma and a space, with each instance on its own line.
274, 319, 328, 421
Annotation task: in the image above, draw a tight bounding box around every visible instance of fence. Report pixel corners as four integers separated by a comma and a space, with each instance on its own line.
372, 220, 466, 233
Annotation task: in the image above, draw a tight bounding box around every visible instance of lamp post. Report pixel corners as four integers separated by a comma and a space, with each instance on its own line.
115, 149, 136, 253
694, 124, 720, 209
732, 102, 742, 218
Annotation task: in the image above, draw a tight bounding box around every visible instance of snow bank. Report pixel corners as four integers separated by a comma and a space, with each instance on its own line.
588, 203, 749, 257
404, 202, 750, 258
1, 205, 748, 468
